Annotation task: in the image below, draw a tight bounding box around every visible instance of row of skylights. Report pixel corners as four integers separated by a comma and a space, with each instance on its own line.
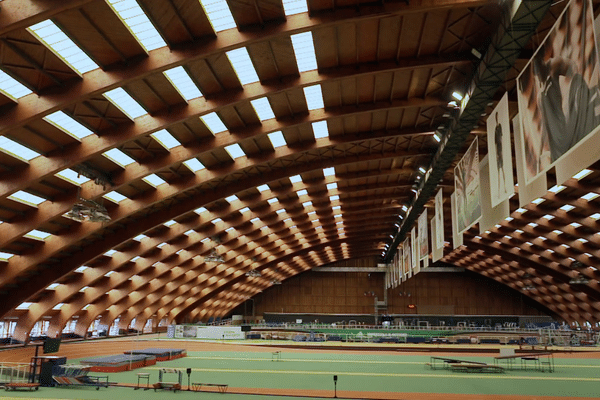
44, 111, 94, 140
312, 121, 329, 139
0, 136, 40, 162
201, 112, 228, 134
143, 173, 166, 187
304, 85, 324, 110
282, 0, 309, 16
225, 195, 238, 203
251, 98, 276, 121
200, 0, 236, 32
9, 191, 46, 206
225, 143, 245, 159
151, 130, 181, 150
240, 207, 250, 213
0, 69, 32, 99
226, 48, 259, 85
133, 234, 147, 241
184, 158, 205, 172
107, 0, 166, 52
297, 189, 307, 196
291, 32, 317, 72
268, 131, 287, 148
164, 66, 203, 101
28, 20, 99, 74
195, 207, 207, 214
327, 182, 337, 190
103, 88, 147, 120
103, 148, 135, 167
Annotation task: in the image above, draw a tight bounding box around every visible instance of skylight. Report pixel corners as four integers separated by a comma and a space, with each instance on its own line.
330, 195, 339, 201
225, 143, 246, 159
559, 204, 575, 212
133, 234, 147, 241
184, 229, 195, 236
542, 214, 555, 220
104, 191, 128, 203
226, 48, 259, 85
251, 217, 260, 223
327, 182, 337, 190
9, 191, 46, 206
590, 213, 600, 221
75, 266, 88, 272
195, 207, 207, 214
106, 0, 166, 51
211, 218, 222, 224
282, 0, 308, 15
267, 198, 278, 204
268, 131, 287, 148
225, 195, 238, 203
573, 168, 593, 180
323, 167, 335, 176
103, 88, 147, 119
24, 229, 52, 241
55, 168, 91, 185
548, 185, 566, 194
151, 130, 181, 150
44, 111, 94, 140
289, 175, 302, 183
157, 242, 168, 248
0, 69, 32, 99
250, 97, 275, 121
531, 198, 545, 205
28, 20, 99, 74
164, 66, 203, 101
199, 0, 236, 32
103, 148, 135, 167
582, 192, 599, 201
527, 222, 538, 228
570, 222, 582, 228
47, 283, 60, 290
184, 158, 205, 172
302, 201, 312, 207
225, 227, 235, 232
240, 207, 250, 213
303, 84, 324, 110
0, 136, 40, 162
200, 112, 227, 134
296, 189, 308, 196
257, 184, 269, 192
143, 173, 166, 187
0, 251, 15, 261
164, 220, 177, 227
104, 250, 117, 256
312, 121, 329, 139
291, 31, 318, 72
552, 230, 563, 235
16, 302, 33, 310
515, 208, 527, 214
577, 238, 589, 243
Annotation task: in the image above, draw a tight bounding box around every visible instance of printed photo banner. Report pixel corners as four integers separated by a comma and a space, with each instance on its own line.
418, 209, 428, 260
434, 188, 444, 250
517, 0, 600, 185
411, 227, 419, 275
403, 238, 411, 278
454, 137, 481, 234
487, 93, 514, 207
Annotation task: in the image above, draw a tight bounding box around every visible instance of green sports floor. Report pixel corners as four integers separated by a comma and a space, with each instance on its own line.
2, 344, 600, 400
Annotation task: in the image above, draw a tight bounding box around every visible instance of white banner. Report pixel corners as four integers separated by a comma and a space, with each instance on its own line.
418, 209, 428, 260
196, 326, 244, 340
487, 93, 514, 207
434, 189, 444, 249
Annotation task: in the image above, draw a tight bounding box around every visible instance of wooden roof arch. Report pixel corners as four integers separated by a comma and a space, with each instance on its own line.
1, 0, 599, 342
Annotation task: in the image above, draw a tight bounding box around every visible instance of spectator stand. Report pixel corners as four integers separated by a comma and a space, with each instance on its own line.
153, 368, 182, 392
52, 365, 108, 390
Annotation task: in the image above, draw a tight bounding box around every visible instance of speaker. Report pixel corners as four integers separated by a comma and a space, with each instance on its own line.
186, 368, 192, 375
241, 325, 251, 332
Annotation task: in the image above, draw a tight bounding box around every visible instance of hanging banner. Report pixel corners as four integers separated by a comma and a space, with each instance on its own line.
434, 189, 444, 250
454, 137, 481, 234
516, 0, 600, 185
479, 155, 510, 233
451, 192, 464, 249
513, 114, 548, 206
403, 238, 411, 278
418, 209, 428, 260
410, 227, 418, 275
430, 217, 443, 263
487, 93, 514, 207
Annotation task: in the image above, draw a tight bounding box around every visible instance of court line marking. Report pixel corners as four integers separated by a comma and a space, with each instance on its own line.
145, 367, 600, 381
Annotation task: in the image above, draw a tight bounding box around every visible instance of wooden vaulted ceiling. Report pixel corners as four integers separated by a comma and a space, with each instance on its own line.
0, 0, 599, 341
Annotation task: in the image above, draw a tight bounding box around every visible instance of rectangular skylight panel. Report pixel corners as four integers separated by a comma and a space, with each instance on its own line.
590, 213, 600, 220
268, 131, 287, 148
559, 204, 575, 212
276, 208, 286, 214
548, 185, 566, 194
104, 191, 128, 203
151, 130, 181, 150
0, 136, 40, 162
0, 251, 15, 261
251, 217, 260, 223
312, 120, 329, 139
55, 168, 90, 185
570, 222, 582, 228
323, 167, 335, 176
143, 173, 166, 187
302, 201, 312, 207
104, 250, 117, 256
103, 148, 135, 167
133, 234, 147, 241
9, 190, 46, 206
327, 182, 337, 190
225, 195, 238, 203
267, 198, 278, 204
573, 168, 593, 180
200, 112, 227, 134
25, 229, 52, 241
225, 143, 245, 159
194, 207, 207, 214
211, 218, 222, 224
28, 20, 99, 74
329, 195, 339, 201
184, 158, 205, 172
103, 87, 147, 119
47, 283, 60, 290
582, 192, 599, 201
289, 175, 302, 183
44, 111, 93, 140
257, 184, 269, 192
250, 97, 275, 121
0, 69, 32, 99
184, 229, 195, 236
282, 0, 308, 16
303, 85, 324, 110
107, 0, 166, 51
226, 48, 259, 85
531, 197, 545, 205
240, 207, 250, 213
164, 66, 203, 101
16, 302, 33, 310
164, 220, 177, 227
291, 32, 317, 72
296, 189, 308, 196
199, 0, 236, 32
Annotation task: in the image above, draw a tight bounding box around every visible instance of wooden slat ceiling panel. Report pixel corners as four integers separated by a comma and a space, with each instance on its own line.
61, 98, 123, 133
229, 0, 282, 29
0, 93, 14, 108
1, 30, 79, 93
205, 53, 244, 91
53, 4, 145, 69
140, 0, 213, 45
125, 74, 187, 114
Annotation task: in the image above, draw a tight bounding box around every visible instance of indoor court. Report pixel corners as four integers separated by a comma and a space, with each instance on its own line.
1, 337, 600, 399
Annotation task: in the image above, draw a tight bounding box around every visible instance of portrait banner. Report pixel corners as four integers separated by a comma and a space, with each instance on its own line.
487, 93, 514, 207
454, 137, 481, 233
479, 155, 510, 233
431, 217, 443, 263
451, 192, 464, 249
517, 0, 600, 185
434, 188, 444, 249
403, 238, 411, 278
513, 114, 548, 206
418, 209, 428, 260
411, 227, 419, 274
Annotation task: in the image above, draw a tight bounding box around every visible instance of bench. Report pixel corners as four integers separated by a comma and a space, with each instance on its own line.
192, 382, 228, 393
153, 382, 181, 392
4, 382, 40, 391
